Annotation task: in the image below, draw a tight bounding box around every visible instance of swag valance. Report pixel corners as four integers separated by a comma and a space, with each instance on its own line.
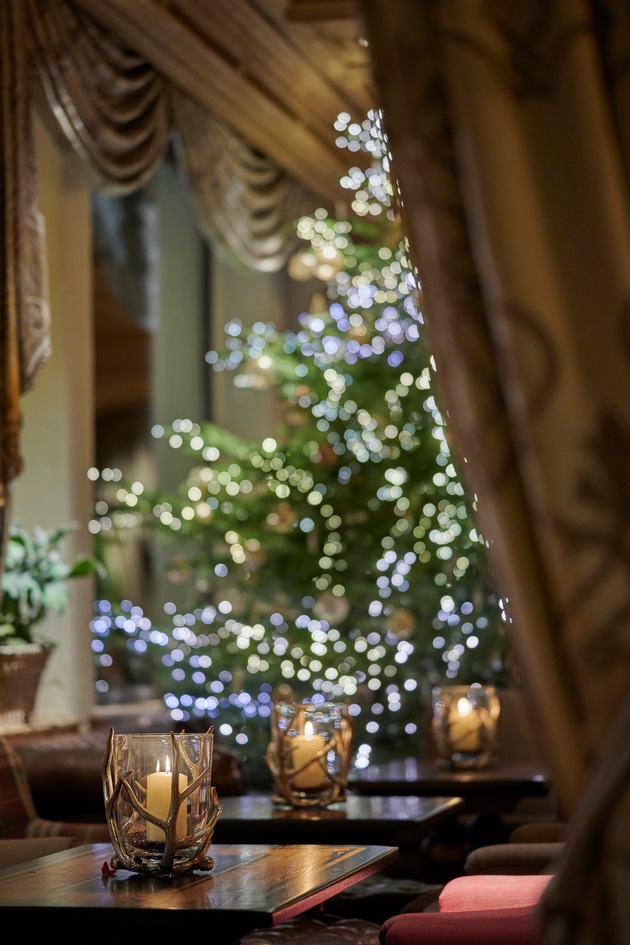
0, 0, 321, 541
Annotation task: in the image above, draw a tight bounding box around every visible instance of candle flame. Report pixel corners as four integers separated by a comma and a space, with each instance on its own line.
457, 697, 472, 717
155, 756, 172, 774
304, 720, 314, 739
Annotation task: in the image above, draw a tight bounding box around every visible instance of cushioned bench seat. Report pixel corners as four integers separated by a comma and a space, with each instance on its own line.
8, 726, 246, 822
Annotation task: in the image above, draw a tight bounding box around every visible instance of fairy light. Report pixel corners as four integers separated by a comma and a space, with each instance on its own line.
91, 110, 505, 775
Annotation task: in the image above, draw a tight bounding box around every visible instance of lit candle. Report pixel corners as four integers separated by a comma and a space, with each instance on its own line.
291, 720, 327, 789
145, 756, 188, 842
449, 697, 481, 752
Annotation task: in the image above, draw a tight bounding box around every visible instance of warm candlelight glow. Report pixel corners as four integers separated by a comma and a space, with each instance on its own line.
291, 720, 327, 789
146, 755, 188, 842
449, 696, 480, 752
457, 697, 472, 717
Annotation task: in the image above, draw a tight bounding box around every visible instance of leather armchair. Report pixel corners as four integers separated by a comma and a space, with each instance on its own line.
0, 736, 111, 842
463, 821, 567, 875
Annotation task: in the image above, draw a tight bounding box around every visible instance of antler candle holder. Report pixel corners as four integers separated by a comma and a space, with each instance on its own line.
265, 702, 353, 808
431, 684, 501, 770
103, 728, 222, 874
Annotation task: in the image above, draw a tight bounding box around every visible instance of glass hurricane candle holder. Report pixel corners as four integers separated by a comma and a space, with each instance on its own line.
103, 728, 222, 874
431, 684, 501, 770
265, 702, 353, 808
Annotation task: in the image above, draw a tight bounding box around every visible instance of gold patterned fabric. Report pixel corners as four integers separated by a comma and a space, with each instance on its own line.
171, 90, 318, 272
27, 0, 170, 192
361, 1, 630, 942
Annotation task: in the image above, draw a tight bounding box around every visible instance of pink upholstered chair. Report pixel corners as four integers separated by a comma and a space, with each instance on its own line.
378, 873, 552, 945
379, 906, 541, 945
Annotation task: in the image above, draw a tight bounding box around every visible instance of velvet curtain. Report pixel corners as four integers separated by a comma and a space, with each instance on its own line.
0, 0, 317, 548
360, 1, 630, 941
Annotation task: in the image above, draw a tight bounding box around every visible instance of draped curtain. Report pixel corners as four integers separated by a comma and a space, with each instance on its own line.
0, 0, 318, 548
360, 1, 630, 942
0, 1, 51, 556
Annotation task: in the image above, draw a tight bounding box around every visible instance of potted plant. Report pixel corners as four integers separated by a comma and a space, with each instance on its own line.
0, 521, 105, 723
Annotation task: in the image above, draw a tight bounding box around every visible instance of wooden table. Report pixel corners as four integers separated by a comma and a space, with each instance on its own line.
214, 792, 463, 875
348, 759, 552, 813
0, 841, 398, 941
347, 759, 554, 883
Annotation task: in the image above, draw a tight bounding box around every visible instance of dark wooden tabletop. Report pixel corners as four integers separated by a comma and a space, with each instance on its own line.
0, 841, 398, 940
214, 792, 464, 847
348, 758, 551, 812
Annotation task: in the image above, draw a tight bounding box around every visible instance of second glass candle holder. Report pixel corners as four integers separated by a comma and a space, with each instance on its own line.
265, 701, 353, 808
431, 684, 501, 769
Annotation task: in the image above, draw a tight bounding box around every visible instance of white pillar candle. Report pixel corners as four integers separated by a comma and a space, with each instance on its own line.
291, 720, 327, 789
449, 697, 481, 752
146, 758, 188, 842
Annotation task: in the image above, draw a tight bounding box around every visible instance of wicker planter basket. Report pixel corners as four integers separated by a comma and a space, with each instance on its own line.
0, 645, 51, 725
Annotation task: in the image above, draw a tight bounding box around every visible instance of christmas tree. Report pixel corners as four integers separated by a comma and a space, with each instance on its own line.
91, 112, 508, 783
